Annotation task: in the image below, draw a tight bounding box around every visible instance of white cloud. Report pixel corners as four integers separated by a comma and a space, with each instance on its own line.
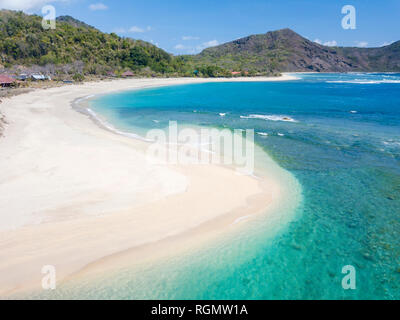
114, 26, 152, 34
174, 44, 187, 50
150, 40, 159, 47
381, 41, 394, 47
173, 39, 219, 54
128, 26, 152, 33
0, 0, 64, 12
202, 40, 219, 47
323, 40, 337, 47
194, 40, 219, 53
113, 27, 126, 34
182, 36, 200, 41
89, 3, 108, 11
355, 41, 368, 48
173, 44, 197, 54
314, 39, 337, 46
129, 26, 145, 33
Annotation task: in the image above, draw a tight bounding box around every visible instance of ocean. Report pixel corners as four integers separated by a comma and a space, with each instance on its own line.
34, 73, 400, 299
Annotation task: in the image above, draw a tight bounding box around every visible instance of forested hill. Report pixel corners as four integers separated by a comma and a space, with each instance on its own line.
191, 28, 400, 73
0, 10, 191, 76
56, 15, 97, 30
1, 10, 399, 78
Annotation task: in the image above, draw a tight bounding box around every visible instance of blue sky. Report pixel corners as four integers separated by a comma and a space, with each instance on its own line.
1, 0, 399, 54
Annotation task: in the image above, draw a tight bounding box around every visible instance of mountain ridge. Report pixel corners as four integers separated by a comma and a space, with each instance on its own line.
0, 10, 189, 77
191, 28, 400, 73
55, 15, 97, 30
0, 10, 399, 77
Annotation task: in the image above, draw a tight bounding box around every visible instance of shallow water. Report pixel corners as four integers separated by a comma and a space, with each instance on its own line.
31, 73, 400, 299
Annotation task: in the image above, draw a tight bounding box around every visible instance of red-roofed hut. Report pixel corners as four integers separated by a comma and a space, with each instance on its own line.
122, 70, 134, 77
0, 75, 16, 87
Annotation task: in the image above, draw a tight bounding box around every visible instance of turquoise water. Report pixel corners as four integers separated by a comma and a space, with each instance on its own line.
36, 73, 400, 299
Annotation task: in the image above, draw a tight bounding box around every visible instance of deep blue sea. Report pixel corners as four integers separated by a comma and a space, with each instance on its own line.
37, 73, 400, 299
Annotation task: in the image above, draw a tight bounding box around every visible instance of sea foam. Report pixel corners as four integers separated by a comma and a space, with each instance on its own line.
327, 80, 400, 84
240, 114, 297, 122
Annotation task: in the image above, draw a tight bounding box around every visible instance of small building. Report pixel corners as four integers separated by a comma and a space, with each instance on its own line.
231, 71, 241, 76
107, 71, 117, 77
31, 74, 47, 81
17, 74, 28, 81
122, 70, 134, 77
0, 75, 16, 87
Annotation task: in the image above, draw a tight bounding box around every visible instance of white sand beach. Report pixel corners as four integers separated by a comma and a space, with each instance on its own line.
0, 75, 295, 297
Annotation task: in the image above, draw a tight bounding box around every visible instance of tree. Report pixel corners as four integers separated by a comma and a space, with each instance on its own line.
72, 73, 84, 82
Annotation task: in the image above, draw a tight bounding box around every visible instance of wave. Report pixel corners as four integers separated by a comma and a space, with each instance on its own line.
85, 108, 154, 142
74, 95, 95, 104
240, 114, 297, 122
327, 80, 400, 84
72, 94, 157, 143
256, 132, 269, 136
232, 215, 252, 225
383, 140, 400, 148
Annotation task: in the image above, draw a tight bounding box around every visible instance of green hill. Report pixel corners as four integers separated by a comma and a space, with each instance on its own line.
0, 10, 189, 76
189, 28, 400, 73
55, 15, 96, 30
1, 11, 399, 78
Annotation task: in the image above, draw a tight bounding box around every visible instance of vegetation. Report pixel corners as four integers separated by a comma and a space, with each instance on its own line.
0, 10, 273, 78
72, 72, 84, 82
0, 10, 197, 77
1, 11, 398, 78
189, 28, 400, 73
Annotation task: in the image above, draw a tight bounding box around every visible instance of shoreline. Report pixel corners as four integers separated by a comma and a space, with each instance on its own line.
0, 75, 298, 297
72, 73, 299, 143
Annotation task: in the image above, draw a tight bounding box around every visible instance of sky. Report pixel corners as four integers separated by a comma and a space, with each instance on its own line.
0, 0, 399, 55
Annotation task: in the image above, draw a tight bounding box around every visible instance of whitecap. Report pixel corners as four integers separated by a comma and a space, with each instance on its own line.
382, 140, 400, 148
240, 114, 297, 122
327, 80, 400, 84
86, 108, 154, 142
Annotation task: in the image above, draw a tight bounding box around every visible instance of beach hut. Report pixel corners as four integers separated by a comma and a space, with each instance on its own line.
17, 74, 28, 81
31, 74, 47, 81
0, 75, 16, 87
122, 70, 134, 77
